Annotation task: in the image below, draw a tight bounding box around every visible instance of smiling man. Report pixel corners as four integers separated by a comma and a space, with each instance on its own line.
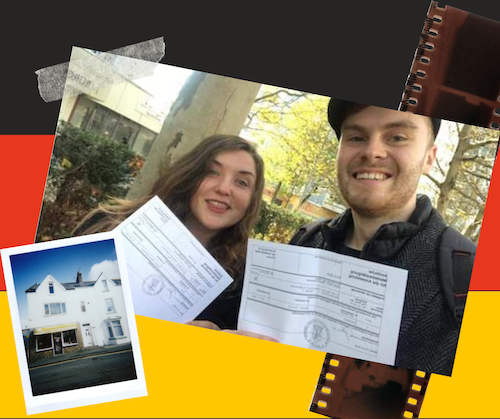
291, 99, 476, 376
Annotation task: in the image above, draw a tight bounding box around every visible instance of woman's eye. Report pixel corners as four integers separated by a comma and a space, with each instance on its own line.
207, 168, 219, 176
236, 179, 249, 188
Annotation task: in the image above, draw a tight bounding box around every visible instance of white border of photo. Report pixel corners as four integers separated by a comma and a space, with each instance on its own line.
1, 231, 147, 415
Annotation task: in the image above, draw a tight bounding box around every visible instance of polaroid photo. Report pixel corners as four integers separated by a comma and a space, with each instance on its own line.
1, 231, 147, 415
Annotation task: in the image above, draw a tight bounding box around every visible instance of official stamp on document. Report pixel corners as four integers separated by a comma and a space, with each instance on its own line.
304, 319, 330, 349
142, 275, 164, 296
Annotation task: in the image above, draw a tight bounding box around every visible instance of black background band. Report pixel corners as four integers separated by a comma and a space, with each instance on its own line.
6, 0, 500, 134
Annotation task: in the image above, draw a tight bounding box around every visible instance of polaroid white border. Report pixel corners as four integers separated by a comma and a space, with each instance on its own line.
1, 231, 147, 415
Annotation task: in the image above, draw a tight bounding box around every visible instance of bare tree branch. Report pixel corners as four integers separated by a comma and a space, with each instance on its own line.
467, 139, 499, 150
424, 173, 442, 187
461, 155, 495, 169
452, 186, 483, 205
463, 169, 493, 182
462, 175, 487, 202
254, 89, 309, 103
434, 157, 446, 176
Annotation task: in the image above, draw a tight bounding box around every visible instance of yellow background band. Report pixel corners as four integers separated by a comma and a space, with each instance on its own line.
0, 290, 497, 418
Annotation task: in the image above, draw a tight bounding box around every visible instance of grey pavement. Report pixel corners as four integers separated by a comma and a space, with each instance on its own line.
28, 342, 133, 368
29, 344, 137, 396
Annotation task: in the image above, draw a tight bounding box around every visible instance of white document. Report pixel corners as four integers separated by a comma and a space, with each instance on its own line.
238, 239, 408, 365
116, 196, 233, 323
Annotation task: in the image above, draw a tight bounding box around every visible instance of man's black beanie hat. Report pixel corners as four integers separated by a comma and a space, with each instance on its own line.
328, 98, 442, 139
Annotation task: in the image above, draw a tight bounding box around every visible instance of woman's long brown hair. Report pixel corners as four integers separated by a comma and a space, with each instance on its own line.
73, 134, 265, 280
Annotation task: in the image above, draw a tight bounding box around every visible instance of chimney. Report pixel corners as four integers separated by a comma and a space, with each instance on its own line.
76, 270, 82, 284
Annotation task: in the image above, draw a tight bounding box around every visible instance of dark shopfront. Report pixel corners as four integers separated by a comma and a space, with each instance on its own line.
29, 323, 84, 363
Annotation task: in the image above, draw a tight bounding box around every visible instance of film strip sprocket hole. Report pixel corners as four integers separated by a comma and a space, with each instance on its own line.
309, 354, 431, 419
399, 1, 500, 130
400, 2, 444, 115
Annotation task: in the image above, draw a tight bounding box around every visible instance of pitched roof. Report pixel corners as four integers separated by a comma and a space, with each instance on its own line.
25, 283, 40, 293
25, 278, 122, 292
62, 281, 96, 290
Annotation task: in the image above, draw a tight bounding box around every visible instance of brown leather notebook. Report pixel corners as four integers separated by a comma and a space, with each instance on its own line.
310, 354, 430, 419
400, 1, 500, 130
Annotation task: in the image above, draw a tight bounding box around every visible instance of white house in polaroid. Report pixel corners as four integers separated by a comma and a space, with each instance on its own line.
24, 270, 131, 363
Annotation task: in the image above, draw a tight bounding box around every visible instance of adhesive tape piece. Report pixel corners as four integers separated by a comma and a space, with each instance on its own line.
35, 37, 165, 102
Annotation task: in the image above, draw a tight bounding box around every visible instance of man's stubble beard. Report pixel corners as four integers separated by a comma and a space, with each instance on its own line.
337, 157, 426, 219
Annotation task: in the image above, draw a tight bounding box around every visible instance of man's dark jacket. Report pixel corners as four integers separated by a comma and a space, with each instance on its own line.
290, 195, 472, 376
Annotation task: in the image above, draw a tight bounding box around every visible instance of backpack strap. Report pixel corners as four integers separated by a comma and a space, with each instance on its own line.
439, 227, 476, 326
289, 219, 329, 246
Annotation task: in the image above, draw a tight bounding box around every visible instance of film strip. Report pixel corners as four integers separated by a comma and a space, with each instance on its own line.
399, 1, 500, 130
310, 354, 430, 419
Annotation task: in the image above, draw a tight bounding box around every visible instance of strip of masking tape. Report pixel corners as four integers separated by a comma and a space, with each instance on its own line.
35, 37, 165, 102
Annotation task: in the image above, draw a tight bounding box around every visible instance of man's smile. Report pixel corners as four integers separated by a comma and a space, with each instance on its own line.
353, 172, 391, 181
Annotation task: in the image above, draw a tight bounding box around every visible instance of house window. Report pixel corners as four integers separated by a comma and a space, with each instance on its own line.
102, 279, 108, 291
44, 302, 66, 315
62, 329, 78, 346
36, 334, 53, 351
107, 320, 124, 339
49, 283, 54, 294
104, 298, 115, 313
80, 301, 86, 312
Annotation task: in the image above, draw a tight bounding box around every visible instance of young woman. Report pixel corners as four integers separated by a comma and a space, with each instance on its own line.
74, 134, 266, 332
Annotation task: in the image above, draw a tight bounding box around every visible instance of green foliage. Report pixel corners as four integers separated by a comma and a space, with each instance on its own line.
244, 86, 343, 211
37, 122, 143, 241
49, 122, 139, 207
251, 200, 314, 243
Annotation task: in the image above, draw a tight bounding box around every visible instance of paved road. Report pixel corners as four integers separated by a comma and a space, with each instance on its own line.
29, 348, 137, 396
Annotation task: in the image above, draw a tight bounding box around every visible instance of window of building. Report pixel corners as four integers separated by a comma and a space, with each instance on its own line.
44, 302, 66, 315
69, 98, 157, 157
62, 330, 78, 346
107, 320, 124, 339
36, 334, 53, 351
104, 298, 115, 313
308, 189, 328, 207
80, 301, 86, 312
102, 279, 108, 291
88, 106, 119, 138
49, 283, 54, 294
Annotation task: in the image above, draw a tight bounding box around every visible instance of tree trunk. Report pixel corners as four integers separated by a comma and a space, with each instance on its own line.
286, 171, 301, 208
297, 183, 317, 210
436, 124, 473, 214
126, 71, 261, 200
271, 181, 282, 204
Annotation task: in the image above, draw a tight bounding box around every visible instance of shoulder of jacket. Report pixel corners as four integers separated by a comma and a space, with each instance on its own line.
289, 218, 333, 245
